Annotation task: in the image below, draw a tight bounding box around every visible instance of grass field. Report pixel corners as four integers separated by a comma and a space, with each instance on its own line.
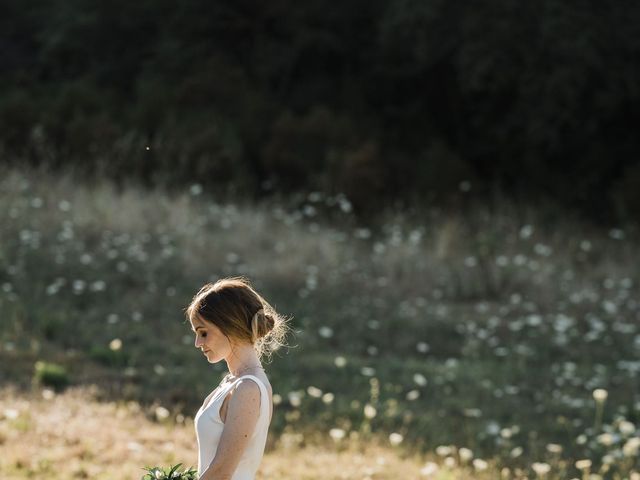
1, 165, 639, 479
1, 385, 464, 480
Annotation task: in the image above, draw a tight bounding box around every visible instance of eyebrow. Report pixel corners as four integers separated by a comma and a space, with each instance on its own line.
191, 326, 205, 332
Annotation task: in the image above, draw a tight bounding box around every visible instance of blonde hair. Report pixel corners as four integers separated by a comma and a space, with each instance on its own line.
184, 276, 291, 362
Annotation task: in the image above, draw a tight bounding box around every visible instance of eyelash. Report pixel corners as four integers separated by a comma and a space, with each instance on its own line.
198, 331, 207, 338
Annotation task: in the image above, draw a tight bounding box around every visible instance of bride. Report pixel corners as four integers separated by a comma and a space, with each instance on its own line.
185, 276, 290, 480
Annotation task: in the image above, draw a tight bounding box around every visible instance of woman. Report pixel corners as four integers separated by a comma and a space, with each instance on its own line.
185, 276, 290, 480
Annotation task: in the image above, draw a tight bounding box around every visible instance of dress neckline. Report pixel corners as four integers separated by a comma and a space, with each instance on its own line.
225, 372, 267, 384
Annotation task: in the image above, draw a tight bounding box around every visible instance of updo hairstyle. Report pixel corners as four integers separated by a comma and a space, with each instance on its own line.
185, 276, 290, 361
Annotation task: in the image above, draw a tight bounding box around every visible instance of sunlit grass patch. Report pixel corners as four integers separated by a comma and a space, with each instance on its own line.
0, 387, 477, 480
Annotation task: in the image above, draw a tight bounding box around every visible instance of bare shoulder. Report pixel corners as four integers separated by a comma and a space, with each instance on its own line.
234, 375, 272, 398
250, 372, 272, 391
234, 378, 262, 396
220, 374, 273, 423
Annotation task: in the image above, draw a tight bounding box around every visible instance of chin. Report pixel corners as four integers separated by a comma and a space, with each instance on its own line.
206, 354, 220, 364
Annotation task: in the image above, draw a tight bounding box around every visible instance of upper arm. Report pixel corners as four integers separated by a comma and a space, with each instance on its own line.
205, 379, 261, 479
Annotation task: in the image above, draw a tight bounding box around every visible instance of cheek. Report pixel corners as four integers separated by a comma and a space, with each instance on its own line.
208, 327, 227, 345
207, 332, 227, 349
216, 335, 230, 350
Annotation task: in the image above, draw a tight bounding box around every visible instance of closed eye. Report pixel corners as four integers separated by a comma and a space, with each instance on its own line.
193, 328, 207, 338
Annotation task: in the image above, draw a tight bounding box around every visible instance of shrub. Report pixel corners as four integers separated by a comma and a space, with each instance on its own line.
88, 345, 128, 368
33, 361, 69, 391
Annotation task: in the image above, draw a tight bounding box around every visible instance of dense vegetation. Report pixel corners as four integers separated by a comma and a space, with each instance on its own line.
2, 167, 640, 479
1, 0, 639, 219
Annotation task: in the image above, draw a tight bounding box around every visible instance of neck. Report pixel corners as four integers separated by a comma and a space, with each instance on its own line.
225, 342, 262, 377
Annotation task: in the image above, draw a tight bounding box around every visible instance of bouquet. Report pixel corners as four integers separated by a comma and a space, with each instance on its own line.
141, 463, 198, 479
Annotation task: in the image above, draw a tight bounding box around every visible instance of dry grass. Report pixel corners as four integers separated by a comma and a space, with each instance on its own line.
0, 386, 468, 480
0, 386, 193, 479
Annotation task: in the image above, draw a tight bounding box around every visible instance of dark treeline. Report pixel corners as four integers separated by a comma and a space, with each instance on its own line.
1, 0, 639, 220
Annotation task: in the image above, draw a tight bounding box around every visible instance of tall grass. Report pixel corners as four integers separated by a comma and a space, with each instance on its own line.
1, 164, 639, 479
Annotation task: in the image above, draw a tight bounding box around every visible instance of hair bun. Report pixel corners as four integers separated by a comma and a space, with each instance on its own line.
264, 313, 275, 333
252, 308, 275, 339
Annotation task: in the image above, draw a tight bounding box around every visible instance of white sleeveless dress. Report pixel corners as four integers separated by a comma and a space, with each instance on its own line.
195, 374, 271, 479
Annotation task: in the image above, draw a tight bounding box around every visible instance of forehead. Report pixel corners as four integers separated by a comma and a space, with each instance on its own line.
190, 316, 207, 330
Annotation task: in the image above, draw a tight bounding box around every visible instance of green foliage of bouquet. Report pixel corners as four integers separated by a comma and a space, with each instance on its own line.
141, 463, 198, 479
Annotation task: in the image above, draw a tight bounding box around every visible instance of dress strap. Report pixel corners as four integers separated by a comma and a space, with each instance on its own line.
233, 374, 268, 392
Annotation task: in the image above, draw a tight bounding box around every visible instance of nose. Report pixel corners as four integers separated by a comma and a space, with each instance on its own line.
194, 335, 202, 349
